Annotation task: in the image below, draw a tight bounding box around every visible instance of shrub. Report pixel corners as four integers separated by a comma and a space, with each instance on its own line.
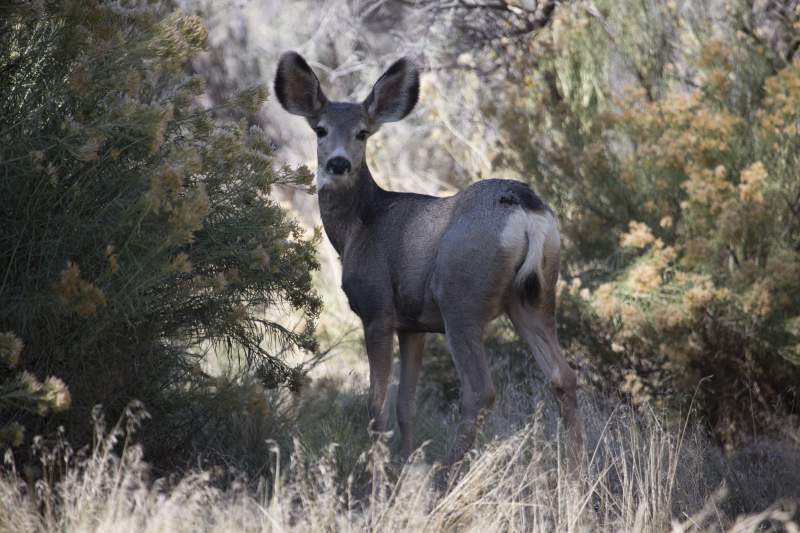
0, 331, 71, 449
0, 1, 320, 462
488, 0, 800, 445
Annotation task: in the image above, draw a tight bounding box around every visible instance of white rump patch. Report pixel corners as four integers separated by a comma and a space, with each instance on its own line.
500, 209, 557, 288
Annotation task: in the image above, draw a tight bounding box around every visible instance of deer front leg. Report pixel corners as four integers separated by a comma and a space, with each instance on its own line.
364, 318, 394, 437
397, 332, 425, 459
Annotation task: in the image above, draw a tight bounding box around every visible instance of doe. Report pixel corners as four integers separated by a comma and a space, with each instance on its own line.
274, 52, 584, 469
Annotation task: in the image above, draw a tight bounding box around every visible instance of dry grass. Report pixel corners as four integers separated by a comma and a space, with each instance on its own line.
1, 369, 798, 533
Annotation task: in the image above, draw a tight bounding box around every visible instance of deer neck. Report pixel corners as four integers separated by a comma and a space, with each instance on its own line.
317, 163, 384, 256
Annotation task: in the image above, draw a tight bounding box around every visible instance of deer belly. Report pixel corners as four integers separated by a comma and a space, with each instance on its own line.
394, 283, 444, 333
396, 303, 444, 332
341, 273, 444, 332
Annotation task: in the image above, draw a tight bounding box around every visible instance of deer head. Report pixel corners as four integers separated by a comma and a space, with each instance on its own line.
274, 52, 420, 191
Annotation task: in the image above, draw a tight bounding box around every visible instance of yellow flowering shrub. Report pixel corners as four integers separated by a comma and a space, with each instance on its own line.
54, 261, 107, 317
0, 332, 71, 448
620, 221, 656, 249
492, 0, 800, 444
0, 2, 320, 457
738, 162, 768, 204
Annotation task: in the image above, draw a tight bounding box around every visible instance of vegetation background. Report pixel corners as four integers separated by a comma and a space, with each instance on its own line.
1, 0, 799, 531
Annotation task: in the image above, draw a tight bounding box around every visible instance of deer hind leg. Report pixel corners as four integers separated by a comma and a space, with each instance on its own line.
506, 299, 585, 473
442, 318, 496, 466
397, 332, 425, 459
364, 318, 394, 437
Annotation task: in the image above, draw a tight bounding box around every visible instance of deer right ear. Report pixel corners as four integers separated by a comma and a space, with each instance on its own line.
274, 52, 328, 118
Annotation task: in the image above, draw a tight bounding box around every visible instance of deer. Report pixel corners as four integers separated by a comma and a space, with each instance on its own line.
273, 52, 584, 470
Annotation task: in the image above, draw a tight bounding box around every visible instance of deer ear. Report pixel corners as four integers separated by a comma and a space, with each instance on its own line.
363, 58, 419, 124
274, 52, 328, 118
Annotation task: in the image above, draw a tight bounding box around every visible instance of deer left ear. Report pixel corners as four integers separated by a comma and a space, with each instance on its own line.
363, 58, 420, 125
274, 51, 329, 118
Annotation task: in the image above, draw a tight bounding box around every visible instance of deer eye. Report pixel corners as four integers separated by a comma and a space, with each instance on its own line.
355, 129, 369, 141
313, 127, 328, 138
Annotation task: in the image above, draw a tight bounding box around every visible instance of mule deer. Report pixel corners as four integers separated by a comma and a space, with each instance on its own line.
274, 52, 584, 468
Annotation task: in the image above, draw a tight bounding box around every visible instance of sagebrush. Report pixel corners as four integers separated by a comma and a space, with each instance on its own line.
0, 1, 320, 464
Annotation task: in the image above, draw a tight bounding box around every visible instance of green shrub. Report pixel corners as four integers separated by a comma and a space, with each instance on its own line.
0, 2, 320, 461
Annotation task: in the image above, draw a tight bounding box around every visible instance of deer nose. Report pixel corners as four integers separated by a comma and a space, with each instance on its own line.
325, 157, 351, 175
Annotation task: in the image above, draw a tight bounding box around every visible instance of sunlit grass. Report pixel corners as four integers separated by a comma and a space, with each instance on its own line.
2, 367, 798, 533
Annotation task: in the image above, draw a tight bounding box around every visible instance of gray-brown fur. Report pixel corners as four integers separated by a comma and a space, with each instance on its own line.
274, 52, 584, 470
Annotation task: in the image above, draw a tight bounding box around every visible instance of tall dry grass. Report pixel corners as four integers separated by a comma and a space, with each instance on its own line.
1, 373, 798, 533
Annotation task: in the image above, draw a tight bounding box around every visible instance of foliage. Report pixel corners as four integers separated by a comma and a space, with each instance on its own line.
489, 0, 800, 445
0, 1, 320, 460
0, 331, 71, 448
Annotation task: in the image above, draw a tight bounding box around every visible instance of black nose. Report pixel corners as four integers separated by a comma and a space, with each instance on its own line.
325, 157, 351, 175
